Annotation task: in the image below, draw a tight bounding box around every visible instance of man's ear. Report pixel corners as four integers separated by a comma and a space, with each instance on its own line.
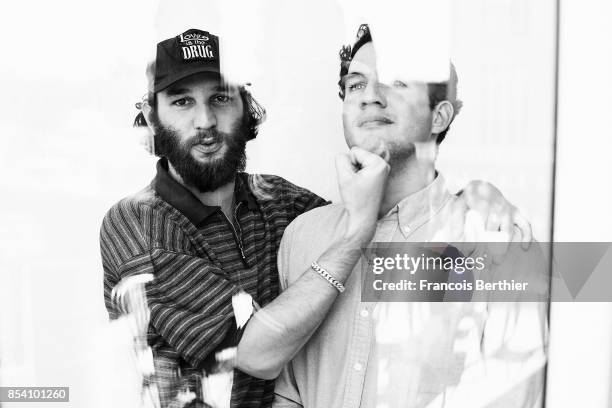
141, 101, 156, 134
431, 101, 454, 136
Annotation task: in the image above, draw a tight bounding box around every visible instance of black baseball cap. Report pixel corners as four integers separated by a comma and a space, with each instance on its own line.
148, 28, 221, 93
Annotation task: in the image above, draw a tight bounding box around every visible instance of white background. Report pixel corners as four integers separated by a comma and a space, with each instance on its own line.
0, 0, 610, 406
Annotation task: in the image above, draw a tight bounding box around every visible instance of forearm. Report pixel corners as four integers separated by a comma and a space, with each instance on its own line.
236, 147, 389, 379
236, 228, 365, 379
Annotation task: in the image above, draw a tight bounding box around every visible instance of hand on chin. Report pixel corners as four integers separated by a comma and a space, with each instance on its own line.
355, 140, 391, 163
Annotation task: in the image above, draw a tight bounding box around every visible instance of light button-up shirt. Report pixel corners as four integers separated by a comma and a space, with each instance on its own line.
274, 174, 547, 408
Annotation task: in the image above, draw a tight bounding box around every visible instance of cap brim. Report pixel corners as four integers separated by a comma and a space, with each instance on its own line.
154, 66, 221, 93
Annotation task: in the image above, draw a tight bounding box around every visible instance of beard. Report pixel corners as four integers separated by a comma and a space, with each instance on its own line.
151, 113, 248, 193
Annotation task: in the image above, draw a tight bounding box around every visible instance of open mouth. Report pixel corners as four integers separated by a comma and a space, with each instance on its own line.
192, 138, 223, 155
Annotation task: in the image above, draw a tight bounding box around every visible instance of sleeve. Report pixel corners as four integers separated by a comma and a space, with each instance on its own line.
100, 201, 240, 369
145, 248, 239, 369
100, 200, 155, 321
273, 363, 303, 408
277, 218, 297, 292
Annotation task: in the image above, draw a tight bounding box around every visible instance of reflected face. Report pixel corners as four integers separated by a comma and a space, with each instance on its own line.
152, 73, 248, 192
342, 42, 434, 163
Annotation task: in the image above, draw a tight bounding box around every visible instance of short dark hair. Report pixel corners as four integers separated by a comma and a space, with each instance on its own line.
133, 85, 266, 141
337, 24, 462, 144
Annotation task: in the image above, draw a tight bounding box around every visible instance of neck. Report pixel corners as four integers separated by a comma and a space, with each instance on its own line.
380, 156, 436, 216
168, 163, 235, 218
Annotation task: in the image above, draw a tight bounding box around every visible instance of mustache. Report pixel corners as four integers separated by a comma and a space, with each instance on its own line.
187, 129, 225, 147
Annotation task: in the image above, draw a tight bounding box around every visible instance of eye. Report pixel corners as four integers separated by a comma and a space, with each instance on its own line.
211, 94, 232, 105
346, 81, 366, 92
393, 80, 408, 88
171, 97, 193, 107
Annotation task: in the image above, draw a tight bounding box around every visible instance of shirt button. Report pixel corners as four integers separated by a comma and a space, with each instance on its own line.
354, 363, 363, 371
360, 309, 369, 318
402, 225, 411, 234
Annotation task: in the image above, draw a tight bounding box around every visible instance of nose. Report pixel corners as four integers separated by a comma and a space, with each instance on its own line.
193, 104, 217, 130
360, 81, 387, 109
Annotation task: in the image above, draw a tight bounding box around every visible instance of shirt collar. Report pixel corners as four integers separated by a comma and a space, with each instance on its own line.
151, 158, 258, 226
234, 173, 259, 211
382, 172, 452, 238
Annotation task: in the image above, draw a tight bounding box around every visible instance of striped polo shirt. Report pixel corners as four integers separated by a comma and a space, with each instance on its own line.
100, 158, 327, 408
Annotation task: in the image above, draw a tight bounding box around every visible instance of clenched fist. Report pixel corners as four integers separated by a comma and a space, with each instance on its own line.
336, 146, 390, 243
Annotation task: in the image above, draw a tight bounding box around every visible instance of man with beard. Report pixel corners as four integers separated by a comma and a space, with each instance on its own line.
100, 28, 532, 408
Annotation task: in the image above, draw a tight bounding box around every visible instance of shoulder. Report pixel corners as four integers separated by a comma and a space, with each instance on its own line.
100, 187, 168, 248
101, 187, 158, 227
255, 174, 324, 200
246, 173, 329, 217
100, 187, 162, 269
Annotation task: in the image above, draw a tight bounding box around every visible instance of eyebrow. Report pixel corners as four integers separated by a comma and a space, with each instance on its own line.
212, 84, 233, 92
344, 72, 365, 80
340, 72, 366, 87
